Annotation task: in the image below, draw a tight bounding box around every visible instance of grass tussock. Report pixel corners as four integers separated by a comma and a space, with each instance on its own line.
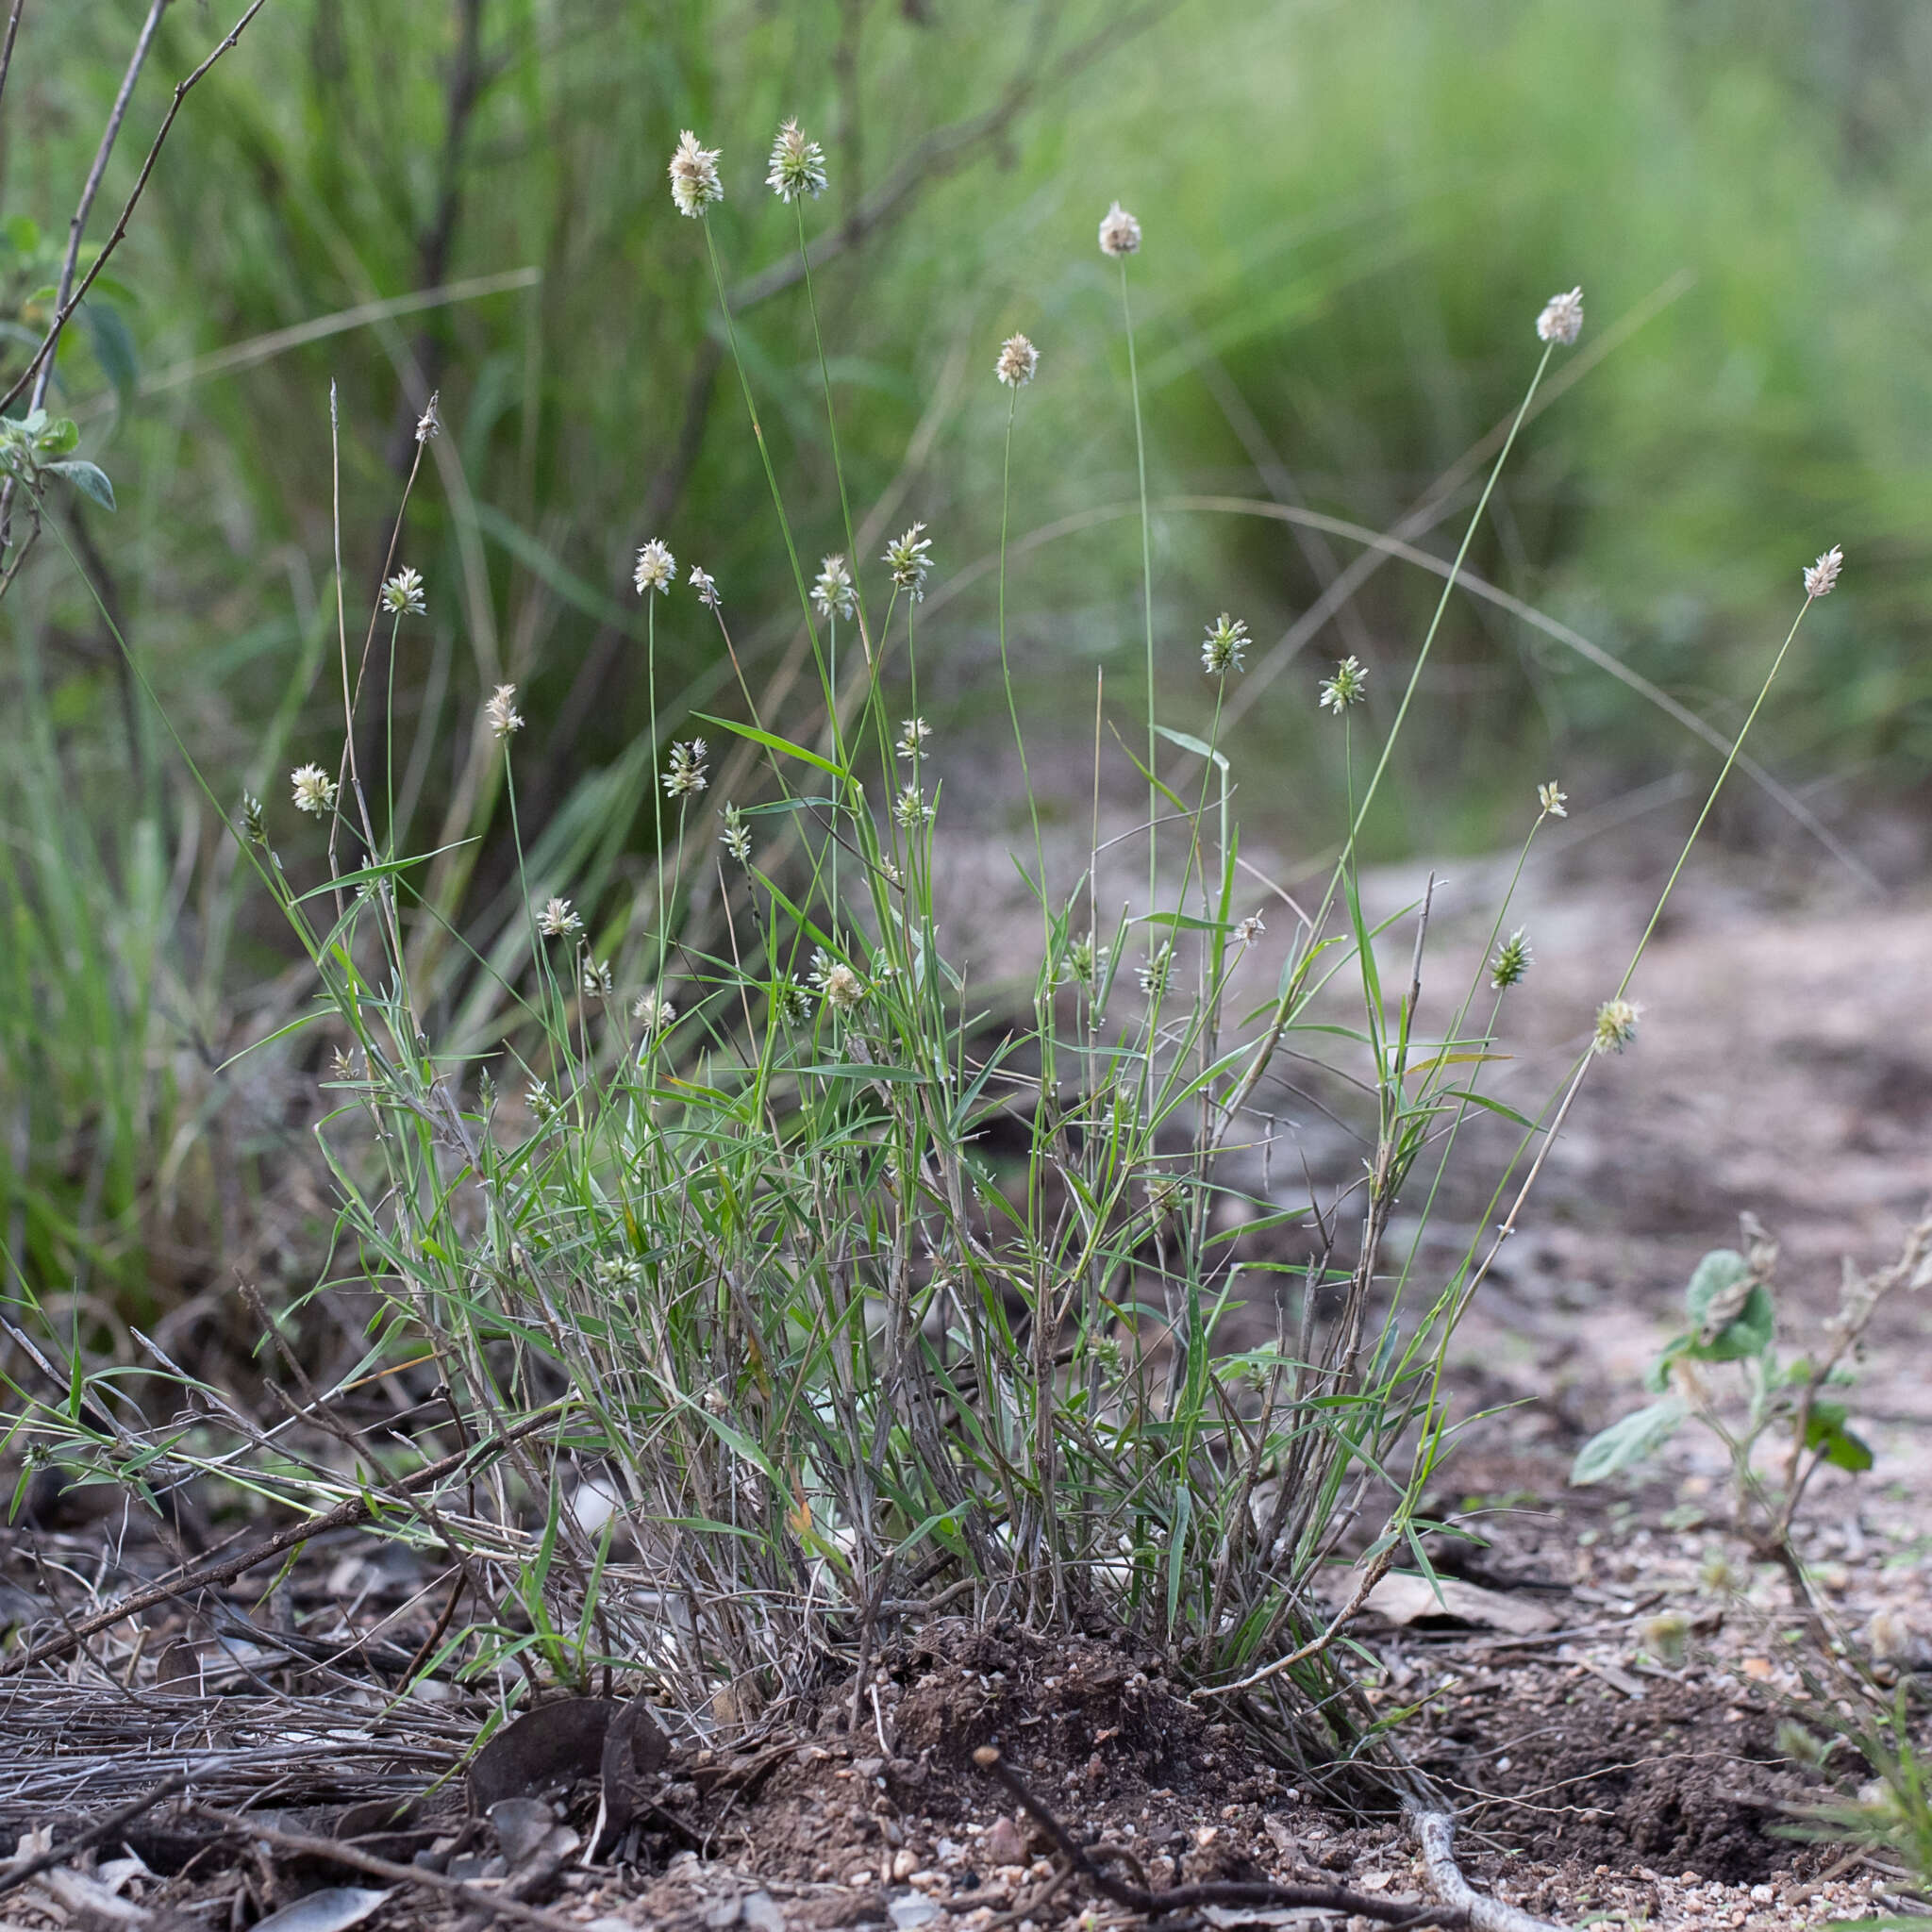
2, 117, 1843, 1789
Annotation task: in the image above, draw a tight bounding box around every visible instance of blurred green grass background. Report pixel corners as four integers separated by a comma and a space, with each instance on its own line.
2, 0, 1927, 1314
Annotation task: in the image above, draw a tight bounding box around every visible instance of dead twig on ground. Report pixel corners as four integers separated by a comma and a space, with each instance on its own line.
973, 1744, 1477, 1927
1410, 1807, 1564, 1932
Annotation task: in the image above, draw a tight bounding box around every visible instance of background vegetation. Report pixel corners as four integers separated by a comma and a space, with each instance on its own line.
3, 0, 1929, 1313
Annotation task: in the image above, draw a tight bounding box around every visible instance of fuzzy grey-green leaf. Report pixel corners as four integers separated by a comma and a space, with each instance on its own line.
47, 459, 116, 511
1571, 1397, 1688, 1486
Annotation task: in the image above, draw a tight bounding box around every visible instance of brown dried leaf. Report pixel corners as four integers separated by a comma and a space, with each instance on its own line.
469, 1698, 616, 1812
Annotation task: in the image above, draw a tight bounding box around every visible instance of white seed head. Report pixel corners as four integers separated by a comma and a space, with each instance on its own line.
1097, 200, 1142, 258
688, 564, 721, 608
663, 738, 709, 799
1201, 612, 1249, 677
892, 782, 933, 828
291, 763, 337, 816
382, 565, 425, 617
810, 554, 856, 621
895, 717, 932, 760
1803, 544, 1842, 599
669, 129, 723, 219
720, 802, 751, 864
582, 958, 614, 997
884, 522, 933, 599
1591, 997, 1643, 1056
766, 117, 828, 203
1235, 910, 1266, 947
634, 538, 676, 596
1138, 942, 1173, 999
537, 895, 581, 939
810, 949, 867, 1011
485, 683, 525, 740
822, 963, 865, 1010
1538, 780, 1568, 819
1319, 655, 1369, 713
1536, 286, 1584, 345
632, 989, 675, 1032
995, 333, 1040, 389
414, 393, 441, 442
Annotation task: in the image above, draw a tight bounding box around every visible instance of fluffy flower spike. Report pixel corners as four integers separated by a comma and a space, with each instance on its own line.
632, 989, 675, 1033
291, 764, 337, 816
884, 524, 933, 599
669, 130, 723, 219
537, 896, 581, 939
1319, 655, 1369, 713
382, 566, 425, 617
995, 333, 1040, 389
1098, 201, 1141, 258
1491, 929, 1534, 990
634, 539, 675, 596
1536, 287, 1584, 345
485, 684, 525, 740
1201, 613, 1249, 677
810, 950, 867, 1011
811, 555, 856, 621
767, 118, 828, 203
1804, 545, 1842, 599
663, 739, 709, 799
1591, 998, 1642, 1056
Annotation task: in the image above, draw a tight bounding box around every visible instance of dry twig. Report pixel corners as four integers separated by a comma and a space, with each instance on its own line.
1409, 1807, 1564, 1932
973, 1744, 1470, 1927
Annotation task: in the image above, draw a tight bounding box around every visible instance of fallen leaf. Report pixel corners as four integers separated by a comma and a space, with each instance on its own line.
488, 1797, 559, 1866
252, 1888, 392, 1932
593, 1696, 672, 1855
1363, 1572, 1559, 1636
470, 1697, 616, 1811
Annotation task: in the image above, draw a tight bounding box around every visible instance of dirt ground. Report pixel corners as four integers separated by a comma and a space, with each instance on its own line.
3, 801, 1928, 1930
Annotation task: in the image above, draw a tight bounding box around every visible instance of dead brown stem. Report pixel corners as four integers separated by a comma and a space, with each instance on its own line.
973, 1744, 1471, 1926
